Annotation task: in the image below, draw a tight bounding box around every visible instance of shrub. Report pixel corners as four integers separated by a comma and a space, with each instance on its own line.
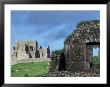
24, 73, 29, 77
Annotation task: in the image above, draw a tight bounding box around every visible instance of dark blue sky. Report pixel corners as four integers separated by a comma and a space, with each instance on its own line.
11, 10, 100, 55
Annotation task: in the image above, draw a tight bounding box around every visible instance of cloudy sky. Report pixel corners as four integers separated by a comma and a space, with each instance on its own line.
11, 10, 100, 56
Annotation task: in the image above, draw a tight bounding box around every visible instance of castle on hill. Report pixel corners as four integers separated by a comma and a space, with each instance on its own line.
11, 40, 50, 61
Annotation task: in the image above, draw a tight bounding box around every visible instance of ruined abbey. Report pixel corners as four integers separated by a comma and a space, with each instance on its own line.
11, 20, 100, 76
11, 40, 50, 65
49, 20, 100, 75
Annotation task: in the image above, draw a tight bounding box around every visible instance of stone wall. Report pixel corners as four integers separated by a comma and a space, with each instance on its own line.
49, 54, 60, 72
11, 40, 38, 60
11, 58, 51, 65
49, 20, 100, 74
11, 40, 50, 65
39, 47, 50, 59
64, 20, 100, 72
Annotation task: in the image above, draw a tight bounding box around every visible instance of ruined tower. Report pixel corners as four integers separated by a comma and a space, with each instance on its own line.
12, 40, 38, 60
39, 45, 50, 58
11, 40, 50, 64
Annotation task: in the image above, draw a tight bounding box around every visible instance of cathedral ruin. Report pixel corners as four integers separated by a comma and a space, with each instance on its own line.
11, 40, 50, 65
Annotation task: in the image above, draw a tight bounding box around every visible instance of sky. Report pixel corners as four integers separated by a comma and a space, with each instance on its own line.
11, 10, 100, 56
93, 48, 99, 57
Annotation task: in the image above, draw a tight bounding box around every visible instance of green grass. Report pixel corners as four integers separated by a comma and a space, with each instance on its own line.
93, 56, 99, 64
11, 61, 50, 77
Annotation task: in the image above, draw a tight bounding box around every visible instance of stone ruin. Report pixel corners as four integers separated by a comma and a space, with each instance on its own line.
11, 20, 100, 77
11, 40, 50, 65
49, 20, 100, 74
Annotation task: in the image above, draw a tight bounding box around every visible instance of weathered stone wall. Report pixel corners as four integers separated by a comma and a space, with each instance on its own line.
64, 20, 100, 72
49, 54, 60, 72
49, 20, 100, 73
11, 58, 51, 65
12, 40, 38, 60
11, 40, 50, 65
39, 47, 50, 59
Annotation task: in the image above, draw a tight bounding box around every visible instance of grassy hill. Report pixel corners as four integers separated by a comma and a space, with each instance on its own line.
11, 61, 50, 77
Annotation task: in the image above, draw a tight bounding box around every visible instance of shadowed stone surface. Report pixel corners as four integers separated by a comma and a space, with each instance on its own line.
64, 20, 100, 72
49, 20, 100, 76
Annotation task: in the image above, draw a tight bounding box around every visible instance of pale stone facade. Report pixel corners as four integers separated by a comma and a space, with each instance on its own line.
39, 46, 50, 59
11, 40, 50, 65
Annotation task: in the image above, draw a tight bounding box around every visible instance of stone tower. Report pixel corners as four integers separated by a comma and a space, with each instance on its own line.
12, 40, 38, 60
39, 46, 50, 58
11, 40, 51, 63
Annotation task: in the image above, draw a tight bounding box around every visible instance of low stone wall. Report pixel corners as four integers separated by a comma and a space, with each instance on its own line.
11, 58, 51, 65
38, 71, 100, 77
49, 55, 60, 72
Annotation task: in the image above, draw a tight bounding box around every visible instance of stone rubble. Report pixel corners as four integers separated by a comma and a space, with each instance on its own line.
38, 71, 100, 77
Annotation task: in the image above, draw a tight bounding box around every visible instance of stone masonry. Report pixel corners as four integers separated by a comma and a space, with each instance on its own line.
49, 20, 100, 74
64, 20, 100, 72
11, 40, 50, 65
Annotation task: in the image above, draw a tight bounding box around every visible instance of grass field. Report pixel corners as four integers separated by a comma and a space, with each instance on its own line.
11, 61, 50, 77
